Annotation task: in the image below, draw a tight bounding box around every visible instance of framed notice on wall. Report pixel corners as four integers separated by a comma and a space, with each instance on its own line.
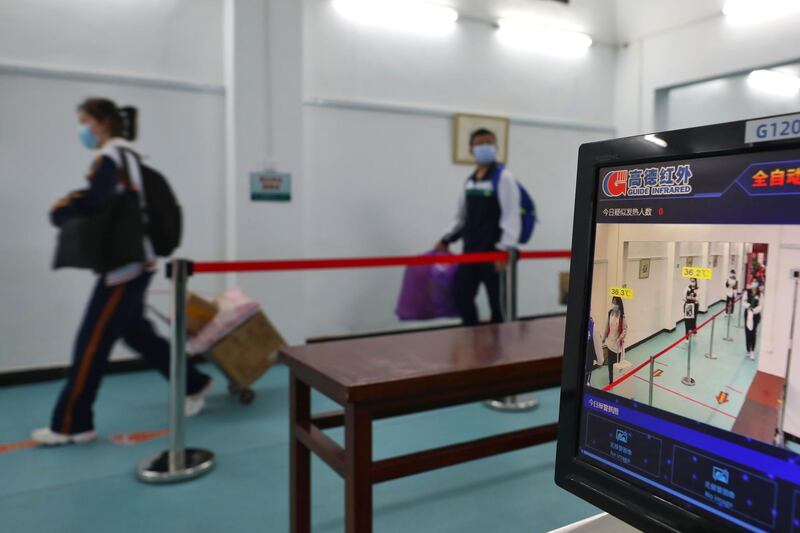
452, 113, 510, 165
250, 171, 291, 202
639, 258, 651, 279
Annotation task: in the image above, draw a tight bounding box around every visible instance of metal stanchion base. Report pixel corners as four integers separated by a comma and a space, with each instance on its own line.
705, 353, 718, 360
485, 394, 539, 412
681, 377, 697, 387
137, 449, 215, 484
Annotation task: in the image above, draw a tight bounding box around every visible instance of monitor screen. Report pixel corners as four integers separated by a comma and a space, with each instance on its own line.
575, 141, 800, 532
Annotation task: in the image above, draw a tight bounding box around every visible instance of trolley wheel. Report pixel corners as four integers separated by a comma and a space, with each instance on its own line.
228, 382, 242, 396
238, 388, 255, 405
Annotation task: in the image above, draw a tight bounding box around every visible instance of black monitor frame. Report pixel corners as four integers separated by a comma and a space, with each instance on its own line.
555, 114, 800, 533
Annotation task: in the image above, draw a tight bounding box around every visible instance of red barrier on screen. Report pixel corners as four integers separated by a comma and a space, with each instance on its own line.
192, 249, 571, 274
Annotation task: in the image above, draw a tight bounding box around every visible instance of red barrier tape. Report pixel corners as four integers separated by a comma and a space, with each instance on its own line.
602, 297, 740, 393
519, 250, 572, 260
192, 250, 571, 274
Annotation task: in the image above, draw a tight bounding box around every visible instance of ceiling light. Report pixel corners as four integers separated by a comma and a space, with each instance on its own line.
747, 69, 800, 96
497, 19, 592, 58
643, 134, 668, 148
723, 0, 800, 24
332, 0, 458, 35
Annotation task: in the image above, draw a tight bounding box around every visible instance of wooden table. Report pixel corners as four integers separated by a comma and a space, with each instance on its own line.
279, 316, 565, 533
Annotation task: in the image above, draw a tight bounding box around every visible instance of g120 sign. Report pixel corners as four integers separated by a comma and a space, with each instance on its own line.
746, 114, 800, 144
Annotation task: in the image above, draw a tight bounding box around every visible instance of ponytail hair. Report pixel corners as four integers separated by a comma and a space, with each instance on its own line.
119, 106, 138, 141
78, 98, 138, 141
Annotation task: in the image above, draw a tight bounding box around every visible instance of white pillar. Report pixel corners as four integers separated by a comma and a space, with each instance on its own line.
699, 242, 710, 313
663, 242, 677, 331
222, 0, 307, 344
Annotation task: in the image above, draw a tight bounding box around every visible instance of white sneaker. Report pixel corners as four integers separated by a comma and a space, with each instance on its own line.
31, 427, 97, 446
185, 378, 213, 417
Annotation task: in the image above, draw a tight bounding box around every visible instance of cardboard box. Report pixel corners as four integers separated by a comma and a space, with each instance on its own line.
186, 292, 218, 335
209, 311, 285, 387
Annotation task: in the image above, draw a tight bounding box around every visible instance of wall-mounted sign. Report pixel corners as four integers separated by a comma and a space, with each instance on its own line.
639, 258, 651, 279
251, 171, 291, 202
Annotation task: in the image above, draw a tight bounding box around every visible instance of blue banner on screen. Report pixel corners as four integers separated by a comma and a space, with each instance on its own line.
597, 148, 800, 224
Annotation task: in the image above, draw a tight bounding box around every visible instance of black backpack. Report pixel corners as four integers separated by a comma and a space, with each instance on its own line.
120, 149, 182, 257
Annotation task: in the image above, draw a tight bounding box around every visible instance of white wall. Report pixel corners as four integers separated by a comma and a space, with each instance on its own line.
774, 229, 800, 437
0, 1, 226, 372
662, 68, 800, 130
0, 0, 224, 85
300, 0, 616, 337
614, 4, 800, 135
0, 74, 226, 371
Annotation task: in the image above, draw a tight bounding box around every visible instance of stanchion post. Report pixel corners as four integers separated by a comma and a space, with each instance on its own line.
736, 294, 744, 329
705, 316, 718, 360
682, 330, 697, 386
486, 249, 539, 412
137, 259, 215, 483
723, 310, 734, 342
648, 356, 655, 407
506, 248, 518, 321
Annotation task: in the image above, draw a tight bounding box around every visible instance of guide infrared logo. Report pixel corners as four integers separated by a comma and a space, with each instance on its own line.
602, 165, 694, 198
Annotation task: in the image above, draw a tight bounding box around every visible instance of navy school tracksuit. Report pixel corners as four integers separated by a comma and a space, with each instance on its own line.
441, 162, 520, 326
49, 139, 209, 435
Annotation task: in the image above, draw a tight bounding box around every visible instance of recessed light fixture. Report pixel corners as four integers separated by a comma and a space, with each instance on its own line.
496, 19, 592, 58
332, 0, 459, 35
723, 0, 800, 24
747, 69, 800, 97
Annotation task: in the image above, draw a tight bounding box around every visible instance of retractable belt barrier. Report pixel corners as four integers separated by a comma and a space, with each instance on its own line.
139, 249, 571, 484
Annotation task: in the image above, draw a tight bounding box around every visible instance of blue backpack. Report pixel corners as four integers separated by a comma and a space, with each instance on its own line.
490, 164, 537, 244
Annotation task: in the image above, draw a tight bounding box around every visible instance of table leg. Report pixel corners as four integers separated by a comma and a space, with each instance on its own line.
290, 374, 311, 533
345, 404, 372, 533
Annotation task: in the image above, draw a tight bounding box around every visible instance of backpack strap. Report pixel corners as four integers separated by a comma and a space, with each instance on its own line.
488, 163, 506, 192
117, 147, 149, 223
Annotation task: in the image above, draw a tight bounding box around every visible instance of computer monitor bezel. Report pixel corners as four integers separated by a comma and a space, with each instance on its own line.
555, 115, 800, 533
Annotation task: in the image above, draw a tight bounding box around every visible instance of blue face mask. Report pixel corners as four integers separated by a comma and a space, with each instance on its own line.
472, 144, 496, 165
612, 304, 620, 312
78, 125, 98, 149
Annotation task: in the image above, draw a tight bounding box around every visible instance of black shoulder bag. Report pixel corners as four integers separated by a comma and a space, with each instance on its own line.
52, 151, 146, 273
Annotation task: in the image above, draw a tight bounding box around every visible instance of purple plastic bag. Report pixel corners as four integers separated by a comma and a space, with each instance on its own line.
395, 251, 459, 320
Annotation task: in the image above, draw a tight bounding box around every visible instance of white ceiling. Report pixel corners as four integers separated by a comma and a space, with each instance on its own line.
442, 0, 727, 45
446, 0, 619, 44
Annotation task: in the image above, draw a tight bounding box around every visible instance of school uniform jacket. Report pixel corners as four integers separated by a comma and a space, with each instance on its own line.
441, 162, 521, 253
50, 138, 155, 285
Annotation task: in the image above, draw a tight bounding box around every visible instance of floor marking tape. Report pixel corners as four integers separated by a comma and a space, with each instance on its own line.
633, 375, 737, 420
110, 428, 169, 446
725, 384, 744, 395
0, 440, 39, 454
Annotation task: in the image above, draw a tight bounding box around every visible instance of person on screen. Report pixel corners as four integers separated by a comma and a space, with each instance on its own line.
683, 278, 699, 341
725, 270, 738, 315
435, 128, 520, 326
744, 281, 763, 360
602, 297, 628, 386
586, 314, 598, 386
